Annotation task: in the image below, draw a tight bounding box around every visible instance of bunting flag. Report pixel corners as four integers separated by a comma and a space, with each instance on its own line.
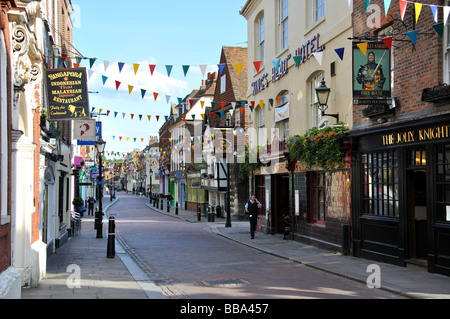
334, 48, 345, 61
357, 43, 368, 56
104, 60, 110, 71
89, 58, 96, 69
166, 65, 173, 77
141, 89, 146, 99
293, 55, 302, 68
382, 37, 393, 50
153, 92, 159, 101
399, 0, 407, 20
432, 23, 444, 38
199, 65, 207, 77
384, 0, 391, 16
147, 115, 151, 121
415, 3, 422, 23
102, 75, 108, 85
149, 64, 156, 75
313, 52, 323, 65
253, 61, 262, 73
218, 64, 226, 76
272, 59, 281, 72
128, 85, 134, 94
118, 62, 125, 72
235, 62, 243, 75
133, 63, 140, 75
182, 65, 190, 77
115, 80, 121, 90
406, 30, 418, 46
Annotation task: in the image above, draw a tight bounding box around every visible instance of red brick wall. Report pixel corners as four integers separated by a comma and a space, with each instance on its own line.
352, 0, 446, 126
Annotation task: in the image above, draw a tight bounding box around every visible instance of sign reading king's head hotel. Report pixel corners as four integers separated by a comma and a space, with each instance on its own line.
44, 67, 90, 120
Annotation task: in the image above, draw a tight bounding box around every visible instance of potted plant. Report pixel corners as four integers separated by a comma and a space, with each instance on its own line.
72, 197, 85, 215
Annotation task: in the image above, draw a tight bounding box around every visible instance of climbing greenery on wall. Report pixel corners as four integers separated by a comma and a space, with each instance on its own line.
287, 124, 348, 171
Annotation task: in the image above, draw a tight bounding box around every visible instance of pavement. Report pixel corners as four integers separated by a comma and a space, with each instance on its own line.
21, 194, 450, 299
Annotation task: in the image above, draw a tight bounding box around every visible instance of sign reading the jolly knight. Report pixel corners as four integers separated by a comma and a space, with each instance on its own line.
44, 67, 90, 120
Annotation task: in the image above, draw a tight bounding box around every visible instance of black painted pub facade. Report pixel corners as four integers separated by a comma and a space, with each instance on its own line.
350, 113, 450, 276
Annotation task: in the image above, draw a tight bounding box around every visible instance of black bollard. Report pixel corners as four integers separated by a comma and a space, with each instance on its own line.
175, 202, 178, 215
197, 206, 201, 221
161, 198, 164, 210
167, 199, 170, 213
107, 217, 115, 258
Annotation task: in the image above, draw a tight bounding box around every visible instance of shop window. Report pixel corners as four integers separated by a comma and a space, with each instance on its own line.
362, 150, 399, 217
437, 144, 450, 223
309, 172, 325, 224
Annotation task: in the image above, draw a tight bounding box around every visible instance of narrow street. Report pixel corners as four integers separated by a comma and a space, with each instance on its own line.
111, 194, 404, 299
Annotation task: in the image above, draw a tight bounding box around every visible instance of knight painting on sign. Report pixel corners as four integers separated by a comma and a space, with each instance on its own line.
353, 43, 391, 98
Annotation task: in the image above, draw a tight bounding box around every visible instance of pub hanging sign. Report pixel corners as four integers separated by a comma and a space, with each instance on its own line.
44, 67, 90, 120
353, 42, 391, 99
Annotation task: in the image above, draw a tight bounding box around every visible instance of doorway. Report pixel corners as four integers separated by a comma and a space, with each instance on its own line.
407, 169, 428, 264
272, 175, 290, 234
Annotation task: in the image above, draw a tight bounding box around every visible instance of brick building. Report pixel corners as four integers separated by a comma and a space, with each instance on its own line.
202, 46, 248, 220
349, 0, 450, 276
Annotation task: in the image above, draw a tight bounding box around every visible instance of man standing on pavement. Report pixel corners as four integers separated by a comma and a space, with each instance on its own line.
88, 196, 96, 216
245, 195, 262, 239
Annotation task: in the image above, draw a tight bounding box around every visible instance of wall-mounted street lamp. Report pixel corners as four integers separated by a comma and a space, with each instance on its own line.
316, 78, 339, 123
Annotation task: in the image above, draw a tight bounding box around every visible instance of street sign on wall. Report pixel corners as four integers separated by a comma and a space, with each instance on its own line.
77, 122, 102, 146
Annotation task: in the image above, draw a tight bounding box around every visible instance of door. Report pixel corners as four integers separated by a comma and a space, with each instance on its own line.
407, 170, 428, 261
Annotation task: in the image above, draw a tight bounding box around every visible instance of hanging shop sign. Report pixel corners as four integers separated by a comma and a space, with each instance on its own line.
44, 67, 90, 120
353, 42, 391, 99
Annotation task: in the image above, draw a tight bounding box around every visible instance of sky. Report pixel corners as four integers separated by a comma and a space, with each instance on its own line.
72, 0, 248, 158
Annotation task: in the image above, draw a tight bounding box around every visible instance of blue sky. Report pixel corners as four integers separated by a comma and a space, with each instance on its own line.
72, 0, 248, 157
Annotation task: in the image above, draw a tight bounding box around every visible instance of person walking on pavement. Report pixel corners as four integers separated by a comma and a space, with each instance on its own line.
245, 195, 262, 239
88, 196, 96, 216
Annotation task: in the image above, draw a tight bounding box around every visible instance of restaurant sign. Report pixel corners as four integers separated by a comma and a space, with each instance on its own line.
44, 67, 90, 120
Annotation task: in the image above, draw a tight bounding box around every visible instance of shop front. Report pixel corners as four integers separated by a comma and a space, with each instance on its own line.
350, 115, 450, 276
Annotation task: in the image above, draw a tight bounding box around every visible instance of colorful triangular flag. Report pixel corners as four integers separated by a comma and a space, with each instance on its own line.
334, 48, 345, 60
235, 62, 243, 75
218, 64, 226, 76
149, 64, 156, 75
182, 65, 190, 77
357, 43, 368, 56
406, 30, 418, 46
166, 65, 173, 77
118, 62, 125, 72
253, 61, 262, 73
133, 63, 140, 75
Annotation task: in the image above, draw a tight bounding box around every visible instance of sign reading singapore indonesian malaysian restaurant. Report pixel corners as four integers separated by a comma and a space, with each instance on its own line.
44, 67, 90, 120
